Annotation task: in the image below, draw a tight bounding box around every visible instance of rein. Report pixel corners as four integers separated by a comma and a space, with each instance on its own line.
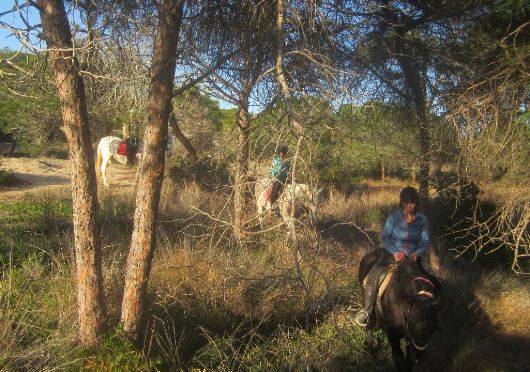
403, 274, 437, 350
411, 275, 434, 298
404, 308, 429, 351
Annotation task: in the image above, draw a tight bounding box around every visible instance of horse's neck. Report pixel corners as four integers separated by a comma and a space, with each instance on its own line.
396, 262, 420, 286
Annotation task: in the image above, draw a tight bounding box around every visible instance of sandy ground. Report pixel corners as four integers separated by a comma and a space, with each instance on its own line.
0, 156, 137, 202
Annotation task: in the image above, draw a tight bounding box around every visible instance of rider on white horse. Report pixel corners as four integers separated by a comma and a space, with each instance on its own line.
96, 136, 142, 187
268, 145, 291, 214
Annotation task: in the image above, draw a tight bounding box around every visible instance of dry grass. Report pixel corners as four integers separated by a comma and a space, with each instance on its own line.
1, 178, 530, 370
474, 270, 530, 337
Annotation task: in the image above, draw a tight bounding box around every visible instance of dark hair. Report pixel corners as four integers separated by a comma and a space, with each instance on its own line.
399, 186, 419, 204
278, 145, 288, 155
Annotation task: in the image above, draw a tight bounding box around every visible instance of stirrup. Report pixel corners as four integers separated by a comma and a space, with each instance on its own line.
354, 309, 370, 327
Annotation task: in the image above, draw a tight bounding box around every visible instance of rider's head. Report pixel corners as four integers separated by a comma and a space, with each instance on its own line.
278, 145, 288, 157
399, 186, 419, 210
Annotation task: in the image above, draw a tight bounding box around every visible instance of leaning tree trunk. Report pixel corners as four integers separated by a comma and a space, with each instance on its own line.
121, 0, 184, 342
169, 110, 197, 161
38, 0, 106, 347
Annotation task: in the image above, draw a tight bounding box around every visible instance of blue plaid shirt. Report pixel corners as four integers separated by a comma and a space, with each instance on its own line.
382, 209, 429, 258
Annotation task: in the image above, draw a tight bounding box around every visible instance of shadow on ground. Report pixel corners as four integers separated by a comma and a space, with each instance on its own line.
316, 218, 378, 247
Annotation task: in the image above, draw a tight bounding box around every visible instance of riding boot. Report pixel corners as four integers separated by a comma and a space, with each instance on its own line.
355, 282, 377, 327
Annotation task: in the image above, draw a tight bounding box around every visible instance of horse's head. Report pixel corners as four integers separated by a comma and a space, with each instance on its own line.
308, 187, 323, 223
404, 298, 441, 351
397, 258, 442, 352
125, 138, 143, 165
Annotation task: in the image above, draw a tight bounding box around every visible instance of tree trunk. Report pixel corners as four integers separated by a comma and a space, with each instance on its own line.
233, 36, 253, 241
275, 0, 311, 327
274, 0, 303, 135
121, 0, 184, 342
38, 0, 105, 347
395, 36, 430, 206
394, 27, 435, 269
8, 141, 16, 157
233, 93, 251, 240
169, 110, 197, 161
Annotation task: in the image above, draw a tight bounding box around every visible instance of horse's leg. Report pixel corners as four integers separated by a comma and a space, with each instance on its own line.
386, 329, 408, 372
405, 342, 418, 372
405, 342, 425, 372
280, 199, 294, 231
101, 154, 111, 187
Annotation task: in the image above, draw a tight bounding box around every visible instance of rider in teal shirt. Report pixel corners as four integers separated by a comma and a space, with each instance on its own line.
270, 145, 291, 205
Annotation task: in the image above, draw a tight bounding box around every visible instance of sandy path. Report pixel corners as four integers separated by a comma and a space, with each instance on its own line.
0, 157, 137, 202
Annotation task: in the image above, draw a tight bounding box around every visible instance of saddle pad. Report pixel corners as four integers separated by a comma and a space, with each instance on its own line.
264, 185, 274, 201
377, 266, 396, 301
117, 141, 127, 156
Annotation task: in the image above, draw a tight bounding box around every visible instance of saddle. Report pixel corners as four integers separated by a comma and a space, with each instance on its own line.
117, 141, 128, 156
361, 263, 397, 325
376, 265, 396, 299
264, 184, 274, 202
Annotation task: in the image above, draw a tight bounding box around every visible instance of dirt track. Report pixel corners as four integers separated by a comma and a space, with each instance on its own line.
0, 157, 137, 202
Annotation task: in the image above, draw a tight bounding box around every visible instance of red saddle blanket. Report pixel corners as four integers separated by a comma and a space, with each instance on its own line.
264, 185, 274, 202
117, 141, 128, 156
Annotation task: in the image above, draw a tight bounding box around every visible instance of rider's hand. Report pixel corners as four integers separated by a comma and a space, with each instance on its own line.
410, 252, 417, 261
394, 252, 405, 262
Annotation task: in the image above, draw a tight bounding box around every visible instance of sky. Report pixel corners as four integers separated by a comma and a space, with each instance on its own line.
0, 2, 41, 51
0, 2, 236, 111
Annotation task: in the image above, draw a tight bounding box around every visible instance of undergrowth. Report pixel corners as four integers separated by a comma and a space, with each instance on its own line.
0, 180, 528, 371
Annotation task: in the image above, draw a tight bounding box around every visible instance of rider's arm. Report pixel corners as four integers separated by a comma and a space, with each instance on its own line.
279, 159, 291, 182
382, 212, 399, 255
271, 157, 281, 178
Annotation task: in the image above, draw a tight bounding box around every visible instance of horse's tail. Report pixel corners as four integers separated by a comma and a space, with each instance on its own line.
95, 141, 102, 183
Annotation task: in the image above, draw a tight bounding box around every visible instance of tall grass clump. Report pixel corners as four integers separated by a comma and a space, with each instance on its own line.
0, 199, 73, 269
0, 254, 79, 370
189, 315, 392, 371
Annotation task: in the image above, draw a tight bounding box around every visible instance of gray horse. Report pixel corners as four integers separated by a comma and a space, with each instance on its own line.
255, 177, 322, 229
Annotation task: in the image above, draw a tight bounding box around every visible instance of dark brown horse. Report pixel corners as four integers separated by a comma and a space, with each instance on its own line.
359, 249, 442, 372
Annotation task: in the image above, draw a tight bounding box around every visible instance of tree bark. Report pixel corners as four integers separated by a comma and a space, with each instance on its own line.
38, 0, 105, 347
394, 31, 430, 206
233, 33, 253, 241
120, 0, 184, 342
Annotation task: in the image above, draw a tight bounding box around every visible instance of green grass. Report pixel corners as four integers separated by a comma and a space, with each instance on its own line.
16, 142, 69, 159
0, 169, 16, 186
0, 199, 73, 268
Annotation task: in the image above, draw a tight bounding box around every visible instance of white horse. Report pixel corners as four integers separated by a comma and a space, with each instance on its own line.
255, 177, 323, 229
95, 136, 143, 187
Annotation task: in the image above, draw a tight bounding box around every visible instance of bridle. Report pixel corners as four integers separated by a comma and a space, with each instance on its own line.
412, 276, 434, 298
403, 307, 429, 351
403, 274, 436, 351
